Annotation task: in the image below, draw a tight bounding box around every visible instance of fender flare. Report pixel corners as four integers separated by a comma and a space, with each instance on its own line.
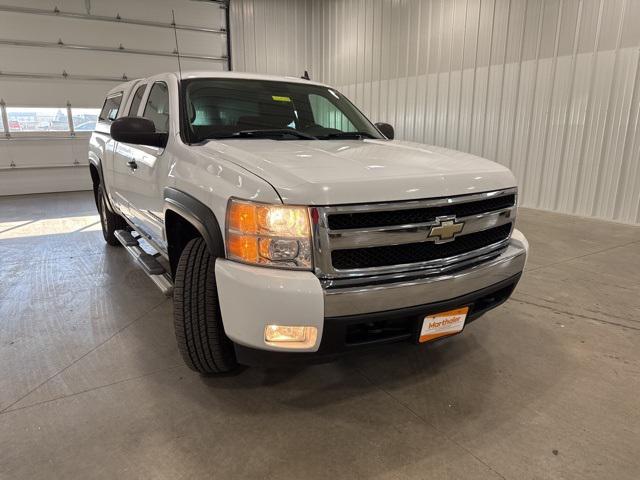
163, 187, 225, 258
88, 156, 117, 213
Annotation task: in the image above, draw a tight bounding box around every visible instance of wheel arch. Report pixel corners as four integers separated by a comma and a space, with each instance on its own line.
88, 157, 118, 213
164, 187, 225, 277
88, 156, 101, 197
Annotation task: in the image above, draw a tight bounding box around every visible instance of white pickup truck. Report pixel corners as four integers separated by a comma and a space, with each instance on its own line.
89, 71, 528, 374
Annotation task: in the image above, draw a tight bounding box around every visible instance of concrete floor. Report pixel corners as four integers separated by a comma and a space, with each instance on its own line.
0, 191, 639, 480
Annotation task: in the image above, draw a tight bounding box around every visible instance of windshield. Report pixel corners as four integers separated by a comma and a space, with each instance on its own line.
182, 78, 383, 142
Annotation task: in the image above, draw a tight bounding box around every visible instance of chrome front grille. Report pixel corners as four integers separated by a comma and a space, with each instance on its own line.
311, 188, 517, 286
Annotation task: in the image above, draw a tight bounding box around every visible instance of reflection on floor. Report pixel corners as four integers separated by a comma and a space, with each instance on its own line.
1, 191, 639, 479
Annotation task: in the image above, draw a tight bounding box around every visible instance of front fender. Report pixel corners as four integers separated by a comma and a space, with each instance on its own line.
163, 187, 225, 258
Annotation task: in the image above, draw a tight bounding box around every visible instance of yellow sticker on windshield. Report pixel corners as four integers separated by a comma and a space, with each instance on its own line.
272, 95, 292, 102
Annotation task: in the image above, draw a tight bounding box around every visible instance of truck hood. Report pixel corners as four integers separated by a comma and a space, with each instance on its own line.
198, 139, 516, 205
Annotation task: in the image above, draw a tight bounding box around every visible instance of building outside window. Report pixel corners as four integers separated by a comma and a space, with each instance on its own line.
6, 108, 69, 132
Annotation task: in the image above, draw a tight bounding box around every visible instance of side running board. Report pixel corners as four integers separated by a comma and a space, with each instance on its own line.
114, 229, 173, 296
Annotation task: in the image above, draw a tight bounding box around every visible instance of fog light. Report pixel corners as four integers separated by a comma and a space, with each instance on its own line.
264, 325, 318, 348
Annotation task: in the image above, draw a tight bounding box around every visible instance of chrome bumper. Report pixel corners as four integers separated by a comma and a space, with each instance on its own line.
324, 233, 528, 317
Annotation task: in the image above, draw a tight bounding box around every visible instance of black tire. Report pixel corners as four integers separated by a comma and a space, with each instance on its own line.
173, 237, 238, 374
97, 184, 127, 246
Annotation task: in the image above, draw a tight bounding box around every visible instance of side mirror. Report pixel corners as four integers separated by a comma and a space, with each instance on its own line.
110, 116, 168, 148
375, 122, 394, 140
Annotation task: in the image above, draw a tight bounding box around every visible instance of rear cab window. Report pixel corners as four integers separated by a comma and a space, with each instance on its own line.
128, 85, 147, 116
143, 82, 170, 133
98, 93, 123, 124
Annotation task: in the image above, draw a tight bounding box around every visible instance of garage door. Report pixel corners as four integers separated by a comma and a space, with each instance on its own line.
0, 0, 229, 196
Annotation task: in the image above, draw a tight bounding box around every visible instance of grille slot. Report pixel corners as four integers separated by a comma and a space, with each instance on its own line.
328, 194, 516, 230
331, 224, 512, 270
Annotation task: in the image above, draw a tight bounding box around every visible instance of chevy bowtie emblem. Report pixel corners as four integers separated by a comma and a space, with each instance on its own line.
427, 216, 464, 243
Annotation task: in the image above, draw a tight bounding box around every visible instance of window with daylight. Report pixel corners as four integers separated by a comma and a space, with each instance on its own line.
99, 93, 123, 123
72, 108, 100, 132
6, 107, 70, 132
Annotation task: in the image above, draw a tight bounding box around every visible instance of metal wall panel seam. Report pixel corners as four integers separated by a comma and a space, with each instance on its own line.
380, 1, 389, 124
411, 0, 424, 142
392, 0, 402, 129
358, 0, 365, 112
466, 0, 483, 151
597, 47, 635, 217
441, 0, 455, 147
368, 1, 378, 122
536, 0, 565, 208
507, 0, 530, 171
612, 47, 640, 221
402, 0, 414, 140
591, 0, 629, 217
251, 0, 258, 72
339, 1, 345, 90
294, 0, 299, 76
439, 0, 448, 146
480, 0, 498, 157
492, 0, 512, 162
571, 0, 605, 213
433, 0, 443, 144
455, 0, 470, 150
520, 1, 545, 205
553, 0, 585, 211
421, 0, 434, 143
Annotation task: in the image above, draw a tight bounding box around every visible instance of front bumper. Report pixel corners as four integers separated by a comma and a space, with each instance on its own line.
215, 229, 528, 363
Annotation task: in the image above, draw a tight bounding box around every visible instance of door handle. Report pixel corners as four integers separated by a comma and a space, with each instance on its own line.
127, 160, 138, 170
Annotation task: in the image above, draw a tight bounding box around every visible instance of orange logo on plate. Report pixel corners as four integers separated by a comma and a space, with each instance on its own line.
419, 307, 469, 343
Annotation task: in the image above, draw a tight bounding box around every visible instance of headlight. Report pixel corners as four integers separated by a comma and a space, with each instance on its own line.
225, 199, 312, 270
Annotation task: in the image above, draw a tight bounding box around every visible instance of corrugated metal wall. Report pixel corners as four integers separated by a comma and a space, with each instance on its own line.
230, 0, 316, 76
231, 0, 640, 224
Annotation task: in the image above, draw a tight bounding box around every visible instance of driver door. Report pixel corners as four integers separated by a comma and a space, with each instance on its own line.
111, 83, 146, 220
113, 81, 169, 245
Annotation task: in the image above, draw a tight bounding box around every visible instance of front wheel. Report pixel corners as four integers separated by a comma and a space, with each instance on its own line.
173, 237, 238, 374
97, 185, 127, 246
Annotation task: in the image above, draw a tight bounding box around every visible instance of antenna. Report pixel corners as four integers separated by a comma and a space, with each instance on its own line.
172, 9, 190, 145
171, 10, 183, 81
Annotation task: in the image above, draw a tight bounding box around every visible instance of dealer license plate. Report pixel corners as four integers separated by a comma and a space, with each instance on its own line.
419, 307, 469, 343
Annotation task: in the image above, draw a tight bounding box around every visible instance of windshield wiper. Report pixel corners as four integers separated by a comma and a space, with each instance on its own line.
207, 129, 317, 140
318, 131, 377, 140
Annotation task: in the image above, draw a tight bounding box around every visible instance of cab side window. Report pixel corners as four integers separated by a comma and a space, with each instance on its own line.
143, 82, 170, 133
128, 85, 147, 116
98, 93, 123, 123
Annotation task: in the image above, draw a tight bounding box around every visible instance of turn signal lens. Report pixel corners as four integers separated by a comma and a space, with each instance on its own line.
227, 202, 257, 233
227, 234, 259, 263
226, 199, 312, 269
